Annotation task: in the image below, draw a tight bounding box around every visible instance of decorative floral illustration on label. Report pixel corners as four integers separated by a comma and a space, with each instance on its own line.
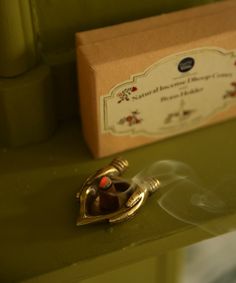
118, 110, 142, 127
117, 87, 138, 103
223, 82, 236, 99
101, 48, 236, 136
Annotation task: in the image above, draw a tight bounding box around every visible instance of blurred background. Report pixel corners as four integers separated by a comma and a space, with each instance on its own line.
31, 0, 220, 120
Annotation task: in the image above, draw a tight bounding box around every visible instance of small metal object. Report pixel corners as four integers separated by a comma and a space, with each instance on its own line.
76, 157, 160, 226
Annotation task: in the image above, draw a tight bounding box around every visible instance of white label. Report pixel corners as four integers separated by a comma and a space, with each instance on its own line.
101, 48, 236, 136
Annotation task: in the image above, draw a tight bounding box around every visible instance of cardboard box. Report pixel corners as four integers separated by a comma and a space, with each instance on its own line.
76, 0, 236, 158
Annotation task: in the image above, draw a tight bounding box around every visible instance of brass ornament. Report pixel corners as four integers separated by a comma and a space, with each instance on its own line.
76, 157, 160, 226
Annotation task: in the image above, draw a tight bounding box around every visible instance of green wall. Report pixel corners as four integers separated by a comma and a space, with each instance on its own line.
33, 0, 219, 53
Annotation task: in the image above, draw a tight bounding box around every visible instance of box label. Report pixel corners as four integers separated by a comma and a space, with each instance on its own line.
101, 48, 236, 136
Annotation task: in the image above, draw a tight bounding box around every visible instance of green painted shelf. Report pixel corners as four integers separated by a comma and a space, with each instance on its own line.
1, 118, 236, 282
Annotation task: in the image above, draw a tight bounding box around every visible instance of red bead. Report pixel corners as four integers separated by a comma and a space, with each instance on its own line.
99, 176, 112, 190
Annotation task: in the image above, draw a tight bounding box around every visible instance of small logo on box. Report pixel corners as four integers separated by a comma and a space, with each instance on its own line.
178, 57, 195, 73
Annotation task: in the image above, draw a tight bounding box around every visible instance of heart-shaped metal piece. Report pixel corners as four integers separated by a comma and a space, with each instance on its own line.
76, 157, 160, 226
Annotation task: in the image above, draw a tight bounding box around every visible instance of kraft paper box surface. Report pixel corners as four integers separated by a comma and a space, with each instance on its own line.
76, 0, 236, 158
